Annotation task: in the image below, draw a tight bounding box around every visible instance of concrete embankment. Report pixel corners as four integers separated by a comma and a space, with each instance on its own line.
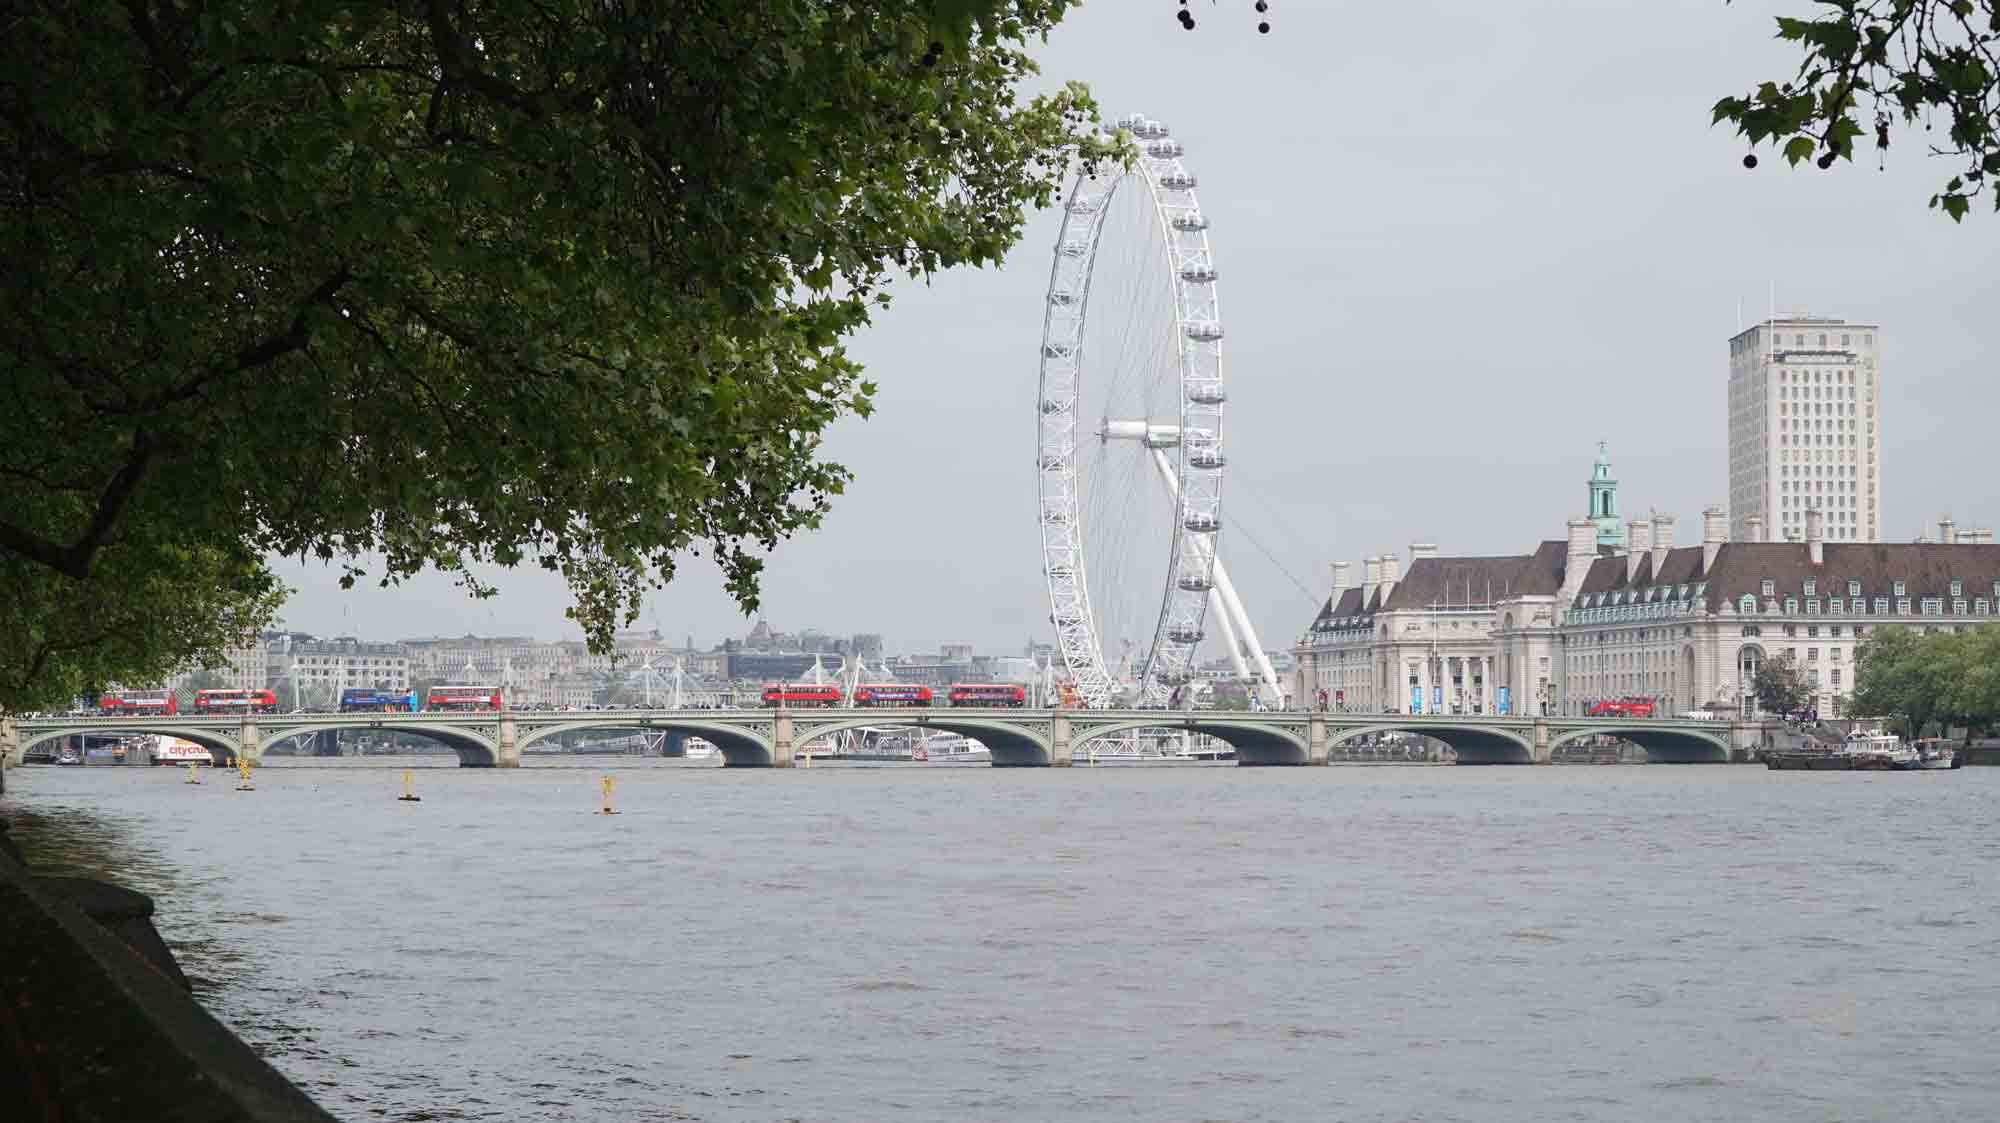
0, 818, 337, 1121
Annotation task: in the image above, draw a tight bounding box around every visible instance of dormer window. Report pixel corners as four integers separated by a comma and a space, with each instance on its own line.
1848, 579, 1861, 596
1784, 597, 1798, 614
1950, 580, 1963, 598
1894, 581, 1906, 596
1762, 579, 1776, 596
1804, 578, 1817, 596
1739, 594, 1757, 613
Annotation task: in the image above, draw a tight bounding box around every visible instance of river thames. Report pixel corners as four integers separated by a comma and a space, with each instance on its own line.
8, 758, 1998, 1121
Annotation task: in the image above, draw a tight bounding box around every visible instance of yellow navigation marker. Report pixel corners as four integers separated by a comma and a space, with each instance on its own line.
234, 756, 255, 792
185, 763, 201, 785
599, 774, 619, 816
398, 769, 422, 802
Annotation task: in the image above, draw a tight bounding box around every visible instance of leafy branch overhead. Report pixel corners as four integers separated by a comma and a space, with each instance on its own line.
0, 0, 1118, 711
1714, 0, 2000, 220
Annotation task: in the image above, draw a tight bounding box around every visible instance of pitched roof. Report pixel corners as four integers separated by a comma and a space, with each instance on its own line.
1310, 542, 1568, 628
1569, 541, 2000, 611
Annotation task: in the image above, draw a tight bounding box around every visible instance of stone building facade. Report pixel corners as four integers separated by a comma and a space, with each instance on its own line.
1293, 448, 2000, 720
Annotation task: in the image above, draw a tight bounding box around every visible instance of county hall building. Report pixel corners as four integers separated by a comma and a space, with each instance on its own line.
1293, 448, 1995, 720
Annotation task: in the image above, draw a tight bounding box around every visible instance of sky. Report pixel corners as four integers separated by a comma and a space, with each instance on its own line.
277, 0, 2000, 659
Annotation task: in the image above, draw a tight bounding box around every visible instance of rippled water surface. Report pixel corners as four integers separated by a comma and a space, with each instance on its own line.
9, 757, 2000, 1122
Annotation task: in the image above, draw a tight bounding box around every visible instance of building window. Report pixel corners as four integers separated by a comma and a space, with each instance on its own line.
1741, 625, 1761, 637
1894, 581, 1906, 597
1954, 598, 1968, 615
1922, 598, 1942, 616
1896, 598, 1911, 615
1806, 599, 1821, 615
1762, 579, 1775, 597
1784, 598, 1798, 614
1807, 648, 1819, 662
1829, 598, 1844, 613
1951, 580, 1963, 598
1978, 598, 1991, 616
1874, 597, 1889, 615
1739, 594, 1757, 613
1804, 579, 1817, 596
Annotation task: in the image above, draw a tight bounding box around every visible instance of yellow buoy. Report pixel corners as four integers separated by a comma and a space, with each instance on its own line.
185, 762, 201, 785
397, 769, 422, 802
234, 756, 254, 792
599, 774, 618, 815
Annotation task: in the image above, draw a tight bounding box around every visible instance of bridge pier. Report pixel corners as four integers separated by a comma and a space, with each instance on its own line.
1049, 711, 1072, 767
770, 710, 795, 769
1530, 720, 1552, 764
1306, 713, 1329, 765
237, 721, 260, 765
496, 716, 520, 768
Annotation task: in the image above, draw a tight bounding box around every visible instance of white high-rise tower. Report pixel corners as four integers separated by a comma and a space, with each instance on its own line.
1727, 315, 1881, 542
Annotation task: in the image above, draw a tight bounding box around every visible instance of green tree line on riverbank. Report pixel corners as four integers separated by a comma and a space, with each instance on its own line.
1850, 624, 2000, 740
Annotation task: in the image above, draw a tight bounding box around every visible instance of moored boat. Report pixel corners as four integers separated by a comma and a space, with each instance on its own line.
1765, 729, 1922, 772
149, 736, 213, 766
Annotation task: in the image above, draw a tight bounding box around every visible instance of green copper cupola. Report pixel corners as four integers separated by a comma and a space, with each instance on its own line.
1589, 442, 1625, 549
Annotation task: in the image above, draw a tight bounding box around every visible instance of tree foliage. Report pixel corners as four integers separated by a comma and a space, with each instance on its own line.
1715, 1, 2000, 220
0, 1, 1114, 712
1852, 623, 2000, 737
1752, 651, 1815, 717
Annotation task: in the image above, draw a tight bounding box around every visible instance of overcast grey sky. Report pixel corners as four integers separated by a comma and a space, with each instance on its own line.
279, 0, 2000, 657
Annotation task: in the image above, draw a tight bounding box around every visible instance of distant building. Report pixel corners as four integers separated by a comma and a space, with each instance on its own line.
1727, 315, 1882, 543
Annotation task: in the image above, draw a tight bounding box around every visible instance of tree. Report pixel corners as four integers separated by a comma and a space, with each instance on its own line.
1715, 1, 2000, 220
174, 669, 227, 709
0, 1, 1113, 713
1850, 625, 1944, 738
1752, 652, 1815, 718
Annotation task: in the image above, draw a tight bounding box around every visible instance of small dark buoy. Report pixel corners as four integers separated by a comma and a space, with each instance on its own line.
1259, 20, 1270, 33
1743, 153, 1759, 169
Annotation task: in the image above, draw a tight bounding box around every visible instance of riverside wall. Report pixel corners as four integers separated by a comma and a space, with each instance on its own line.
0, 817, 337, 1121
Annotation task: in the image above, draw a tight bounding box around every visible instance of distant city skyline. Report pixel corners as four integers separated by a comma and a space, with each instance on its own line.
277, 1, 2000, 660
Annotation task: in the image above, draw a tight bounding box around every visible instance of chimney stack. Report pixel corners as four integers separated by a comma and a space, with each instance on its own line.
1409, 543, 1439, 563
1563, 517, 1597, 600
1651, 513, 1675, 578
1747, 514, 1765, 543
1940, 517, 1958, 545
1806, 507, 1825, 566
1626, 518, 1653, 581
1702, 505, 1727, 573
1330, 560, 1352, 593
1361, 556, 1383, 607
1378, 553, 1403, 605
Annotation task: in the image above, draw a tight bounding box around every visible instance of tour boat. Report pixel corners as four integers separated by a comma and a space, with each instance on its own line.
915, 734, 990, 763
681, 737, 721, 762
149, 737, 213, 766
55, 745, 81, 766
1914, 739, 1957, 771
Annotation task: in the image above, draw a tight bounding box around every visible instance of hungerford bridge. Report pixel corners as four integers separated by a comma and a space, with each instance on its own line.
4, 709, 1760, 768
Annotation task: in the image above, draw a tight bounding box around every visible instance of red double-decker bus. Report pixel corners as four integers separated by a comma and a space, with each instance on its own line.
948, 683, 1026, 708
761, 684, 842, 708
99, 689, 176, 716
427, 684, 503, 712
852, 684, 932, 708
194, 688, 278, 715
1587, 698, 1656, 718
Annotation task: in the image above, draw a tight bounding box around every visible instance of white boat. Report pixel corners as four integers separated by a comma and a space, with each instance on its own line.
915, 733, 989, 763
1914, 739, 1957, 770
149, 736, 213, 766
682, 737, 721, 762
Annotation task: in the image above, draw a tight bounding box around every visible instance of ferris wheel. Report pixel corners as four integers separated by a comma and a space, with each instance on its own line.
1036, 113, 1280, 709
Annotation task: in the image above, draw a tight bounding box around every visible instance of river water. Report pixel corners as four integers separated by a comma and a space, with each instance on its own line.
7, 757, 1999, 1122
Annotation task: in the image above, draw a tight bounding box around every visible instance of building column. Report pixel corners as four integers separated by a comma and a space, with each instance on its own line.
1482, 656, 1494, 714
1415, 656, 1430, 715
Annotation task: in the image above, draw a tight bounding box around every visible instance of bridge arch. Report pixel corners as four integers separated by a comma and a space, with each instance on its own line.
516, 718, 776, 767
1548, 723, 1731, 764
1330, 722, 1537, 765
258, 720, 502, 767
787, 714, 1053, 766
18, 723, 243, 766
1069, 715, 1310, 765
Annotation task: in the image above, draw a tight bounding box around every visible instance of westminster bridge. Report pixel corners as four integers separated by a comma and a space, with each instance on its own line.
3, 709, 1757, 769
